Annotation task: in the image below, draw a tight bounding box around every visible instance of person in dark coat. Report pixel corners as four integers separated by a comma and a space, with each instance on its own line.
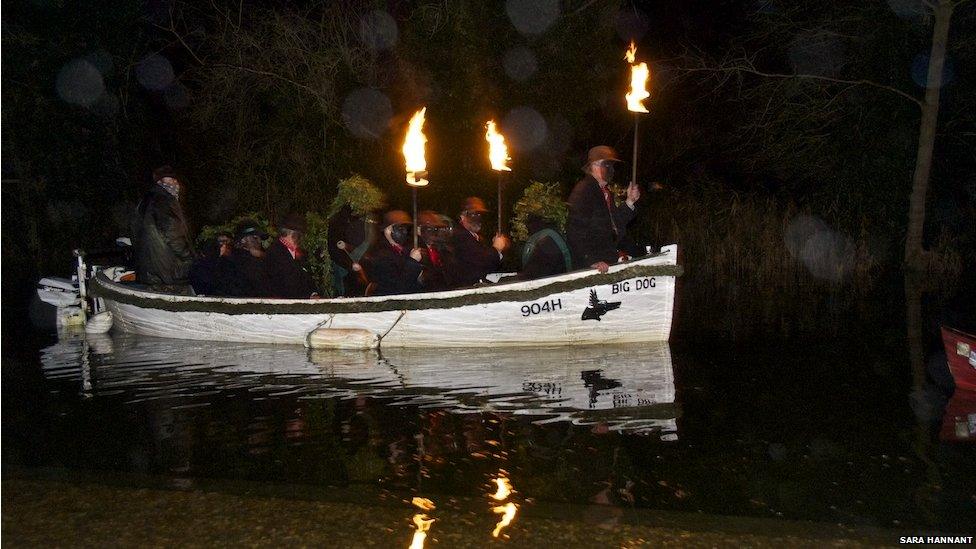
566, 146, 640, 273
362, 210, 424, 296
517, 215, 572, 281
449, 197, 509, 287
226, 219, 272, 297
417, 210, 456, 292
327, 204, 375, 297
132, 165, 195, 291
265, 212, 319, 298
189, 231, 248, 296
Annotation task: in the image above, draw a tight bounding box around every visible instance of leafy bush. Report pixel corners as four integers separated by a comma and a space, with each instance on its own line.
510, 181, 568, 242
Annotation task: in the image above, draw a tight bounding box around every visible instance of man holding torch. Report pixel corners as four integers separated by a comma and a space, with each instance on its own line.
566, 146, 640, 274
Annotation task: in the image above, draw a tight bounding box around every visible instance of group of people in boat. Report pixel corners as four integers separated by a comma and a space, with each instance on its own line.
131, 145, 643, 298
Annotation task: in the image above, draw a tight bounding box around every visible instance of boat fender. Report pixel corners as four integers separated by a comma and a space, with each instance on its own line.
85, 311, 114, 334
306, 328, 379, 350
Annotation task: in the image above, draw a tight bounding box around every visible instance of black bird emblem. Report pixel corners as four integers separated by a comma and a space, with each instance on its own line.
581, 289, 621, 321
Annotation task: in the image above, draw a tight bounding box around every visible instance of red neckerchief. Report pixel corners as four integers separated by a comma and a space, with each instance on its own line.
600, 184, 613, 211
279, 237, 303, 259
427, 244, 441, 267
391, 242, 404, 255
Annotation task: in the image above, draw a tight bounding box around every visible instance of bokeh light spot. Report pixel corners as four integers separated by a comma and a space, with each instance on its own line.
503, 107, 549, 152
506, 0, 559, 36
341, 87, 393, 139
136, 54, 175, 91
360, 10, 398, 51
503, 46, 538, 82
56, 59, 105, 107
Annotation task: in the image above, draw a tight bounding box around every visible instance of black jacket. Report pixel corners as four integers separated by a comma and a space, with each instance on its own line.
450, 229, 501, 287
418, 243, 457, 292
566, 175, 635, 268
362, 242, 423, 296
132, 184, 195, 286
265, 240, 318, 298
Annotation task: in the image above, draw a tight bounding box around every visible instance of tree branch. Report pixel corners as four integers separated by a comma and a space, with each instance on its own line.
678, 65, 923, 109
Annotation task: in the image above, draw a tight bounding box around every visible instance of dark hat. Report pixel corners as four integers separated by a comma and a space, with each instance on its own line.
278, 212, 308, 233
582, 146, 622, 170
460, 196, 489, 215
234, 219, 268, 240
152, 165, 180, 183
383, 210, 413, 228
418, 210, 448, 228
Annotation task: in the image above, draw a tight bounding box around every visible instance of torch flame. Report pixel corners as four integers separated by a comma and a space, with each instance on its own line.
485, 120, 511, 172
403, 107, 429, 187
491, 476, 513, 501
625, 41, 637, 64
624, 42, 650, 113
409, 514, 434, 549
411, 497, 436, 511
492, 502, 518, 538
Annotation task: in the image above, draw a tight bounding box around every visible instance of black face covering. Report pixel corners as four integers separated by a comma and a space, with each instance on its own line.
390, 223, 413, 246
603, 162, 615, 183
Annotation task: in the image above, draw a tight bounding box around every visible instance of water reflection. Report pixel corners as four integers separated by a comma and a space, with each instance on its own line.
40, 332, 678, 435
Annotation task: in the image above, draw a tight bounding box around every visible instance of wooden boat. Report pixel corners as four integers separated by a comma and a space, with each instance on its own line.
90, 245, 681, 349
941, 326, 976, 392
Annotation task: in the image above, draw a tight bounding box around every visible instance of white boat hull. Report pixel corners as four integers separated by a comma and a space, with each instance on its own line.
98, 245, 680, 348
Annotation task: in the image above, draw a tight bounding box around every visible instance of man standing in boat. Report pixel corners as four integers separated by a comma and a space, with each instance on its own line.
265, 213, 319, 298
132, 165, 195, 293
450, 197, 510, 287
567, 146, 640, 274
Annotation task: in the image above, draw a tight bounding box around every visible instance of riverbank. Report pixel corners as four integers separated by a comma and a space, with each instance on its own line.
2, 472, 901, 547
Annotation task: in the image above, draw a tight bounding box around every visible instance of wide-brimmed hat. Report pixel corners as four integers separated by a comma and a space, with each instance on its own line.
460, 196, 489, 215
234, 219, 268, 240
582, 146, 622, 170
417, 210, 448, 228
152, 165, 180, 184
278, 212, 308, 233
383, 210, 413, 228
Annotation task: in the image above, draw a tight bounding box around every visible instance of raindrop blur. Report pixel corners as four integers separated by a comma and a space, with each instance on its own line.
503, 107, 548, 152
85, 49, 114, 76
136, 54, 175, 91
505, 0, 559, 36
546, 114, 573, 154
887, 0, 927, 21
341, 88, 393, 139
911, 53, 955, 88
55, 59, 104, 107
360, 10, 398, 51
503, 46, 538, 82
784, 214, 855, 282
163, 83, 189, 110
788, 32, 845, 77
613, 9, 649, 42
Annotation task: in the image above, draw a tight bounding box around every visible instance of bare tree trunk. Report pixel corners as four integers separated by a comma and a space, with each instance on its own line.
904, 0, 954, 270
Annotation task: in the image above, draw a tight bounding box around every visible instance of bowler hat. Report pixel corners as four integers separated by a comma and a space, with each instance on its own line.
152, 165, 180, 184
582, 146, 622, 170
460, 196, 489, 215
234, 219, 268, 240
383, 210, 413, 228
278, 212, 308, 233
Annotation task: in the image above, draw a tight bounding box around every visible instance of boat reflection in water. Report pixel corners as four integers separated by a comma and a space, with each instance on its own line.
40, 332, 678, 436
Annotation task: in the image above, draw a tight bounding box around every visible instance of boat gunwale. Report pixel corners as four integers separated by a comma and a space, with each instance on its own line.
92, 250, 682, 315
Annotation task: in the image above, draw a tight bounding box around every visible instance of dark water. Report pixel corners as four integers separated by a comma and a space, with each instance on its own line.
2, 305, 974, 534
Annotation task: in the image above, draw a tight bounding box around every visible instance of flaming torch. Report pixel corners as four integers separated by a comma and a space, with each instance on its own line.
625, 41, 651, 190
485, 120, 511, 235
403, 107, 429, 247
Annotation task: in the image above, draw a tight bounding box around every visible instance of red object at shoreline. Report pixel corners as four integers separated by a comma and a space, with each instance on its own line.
941, 326, 976, 392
